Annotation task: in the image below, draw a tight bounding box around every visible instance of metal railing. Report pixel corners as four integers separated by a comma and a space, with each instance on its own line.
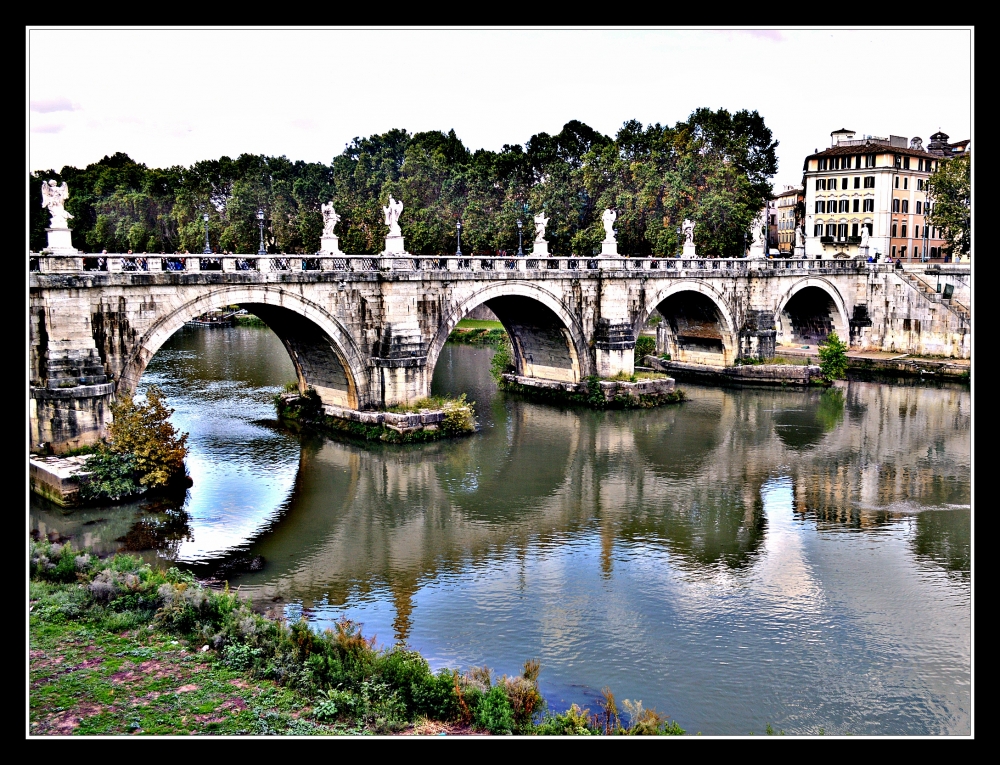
28, 252, 871, 276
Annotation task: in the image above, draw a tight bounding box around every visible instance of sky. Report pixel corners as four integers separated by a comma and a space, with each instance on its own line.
27, 28, 973, 193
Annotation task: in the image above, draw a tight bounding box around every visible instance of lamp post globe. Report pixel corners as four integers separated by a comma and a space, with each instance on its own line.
516, 218, 523, 257
202, 212, 211, 255
456, 220, 462, 257
257, 209, 266, 256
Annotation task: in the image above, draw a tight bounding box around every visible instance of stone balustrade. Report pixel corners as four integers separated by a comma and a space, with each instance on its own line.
29, 252, 887, 277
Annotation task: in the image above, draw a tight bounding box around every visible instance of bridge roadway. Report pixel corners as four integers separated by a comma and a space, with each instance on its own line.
28, 252, 970, 452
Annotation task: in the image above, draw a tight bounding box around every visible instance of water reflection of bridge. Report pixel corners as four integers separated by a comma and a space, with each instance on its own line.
234, 379, 969, 641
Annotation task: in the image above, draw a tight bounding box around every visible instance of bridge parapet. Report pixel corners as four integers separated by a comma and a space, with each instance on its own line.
29, 252, 869, 278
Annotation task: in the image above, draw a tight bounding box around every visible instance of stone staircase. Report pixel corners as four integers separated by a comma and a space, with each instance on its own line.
898, 271, 970, 326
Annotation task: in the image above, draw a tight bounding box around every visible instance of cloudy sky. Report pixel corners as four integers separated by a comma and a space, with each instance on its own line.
27, 28, 972, 192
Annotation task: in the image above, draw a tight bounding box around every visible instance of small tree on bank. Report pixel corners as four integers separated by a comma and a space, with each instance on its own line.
107, 385, 188, 487
817, 332, 848, 381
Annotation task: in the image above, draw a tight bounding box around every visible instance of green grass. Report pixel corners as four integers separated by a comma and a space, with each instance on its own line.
455, 319, 504, 330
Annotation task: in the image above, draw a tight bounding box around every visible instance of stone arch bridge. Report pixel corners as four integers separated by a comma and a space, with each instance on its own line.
28, 252, 970, 452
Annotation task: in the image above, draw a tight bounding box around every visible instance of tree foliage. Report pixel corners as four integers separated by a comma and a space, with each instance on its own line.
30, 110, 777, 258
926, 153, 970, 257
817, 332, 849, 381
106, 385, 188, 488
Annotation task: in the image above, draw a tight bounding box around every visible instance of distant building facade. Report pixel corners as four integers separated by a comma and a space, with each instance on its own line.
801, 128, 964, 262
773, 185, 804, 255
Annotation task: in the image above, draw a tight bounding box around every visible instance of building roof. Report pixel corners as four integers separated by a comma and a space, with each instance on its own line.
802, 141, 942, 171
773, 186, 803, 199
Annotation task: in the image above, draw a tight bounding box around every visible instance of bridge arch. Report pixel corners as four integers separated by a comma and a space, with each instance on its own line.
639, 281, 738, 367
774, 278, 850, 349
426, 281, 592, 383
118, 285, 371, 409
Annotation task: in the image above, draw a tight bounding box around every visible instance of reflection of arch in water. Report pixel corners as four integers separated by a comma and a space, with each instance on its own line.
640, 283, 737, 367
775, 279, 849, 347
426, 282, 591, 382
118, 286, 370, 409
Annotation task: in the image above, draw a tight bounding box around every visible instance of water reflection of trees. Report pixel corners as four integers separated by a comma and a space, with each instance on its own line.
217, 373, 969, 638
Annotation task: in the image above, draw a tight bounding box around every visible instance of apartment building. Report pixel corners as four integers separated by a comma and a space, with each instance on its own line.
773, 185, 804, 255
802, 128, 959, 262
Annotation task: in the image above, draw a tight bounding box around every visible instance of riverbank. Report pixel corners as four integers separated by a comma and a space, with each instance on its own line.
499, 372, 682, 409
28, 539, 684, 736
773, 346, 970, 380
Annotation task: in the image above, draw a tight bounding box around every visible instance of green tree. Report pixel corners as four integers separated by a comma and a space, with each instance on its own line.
106, 385, 188, 488
926, 153, 970, 258
817, 332, 848, 381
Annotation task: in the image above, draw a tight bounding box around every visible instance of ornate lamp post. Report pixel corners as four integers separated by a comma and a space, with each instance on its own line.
456, 220, 463, 257
257, 209, 267, 256
516, 219, 523, 256
202, 213, 212, 254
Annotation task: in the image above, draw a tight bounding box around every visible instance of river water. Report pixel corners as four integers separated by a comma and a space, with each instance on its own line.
29, 324, 972, 735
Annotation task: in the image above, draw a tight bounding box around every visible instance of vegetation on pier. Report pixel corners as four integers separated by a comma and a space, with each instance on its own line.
78, 386, 189, 502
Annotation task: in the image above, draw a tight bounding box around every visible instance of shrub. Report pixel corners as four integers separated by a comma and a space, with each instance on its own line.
817, 331, 849, 381
106, 385, 188, 488
536, 704, 595, 735
489, 337, 515, 383
441, 394, 476, 434
475, 684, 515, 734
635, 335, 656, 363
78, 449, 143, 501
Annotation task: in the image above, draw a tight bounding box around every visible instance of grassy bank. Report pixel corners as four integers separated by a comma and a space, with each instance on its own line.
29, 539, 685, 736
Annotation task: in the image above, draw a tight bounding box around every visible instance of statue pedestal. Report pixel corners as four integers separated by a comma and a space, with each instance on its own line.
320, 235, 342, 256
531, 241, 549, 257
44, 227, 78, 254
858, 246, 869, 260
600, 239, 618, 257
794, 245, 805, 258
748, 244, 766, 259
682, 243, 697, 259
383, 235, 406, 255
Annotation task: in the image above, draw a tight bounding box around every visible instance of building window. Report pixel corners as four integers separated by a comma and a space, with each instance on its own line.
902, 200, 909, 213
864, 176, 875, 188
852, 223, 859, 237
863, 199, 874, 212
838, 223, 848, 239
826, 223, 836, 237
894, 155, 901, 168
814, 224, 823, 236
903, 177, 908, 190
894, 176, 900, 188
903, 156, 911, 169
892, 246, 897, 256
819, 158, 828, 170
901, 224, 907, 237
855, 155, 862, 169
900, 246, 907, 257
917, 179, 924, 190
841, 200, 850, 213
892, 223, 897, 237
865, 154, 876, 168
841, 178, 849, 189
815, 201, 825, 213
914, 225, 920, 238
816, 179, 825, 190
892, 199, 900, 212
854, 177, 860, 188
916, 201, 922, 214
853, 199, 860, 212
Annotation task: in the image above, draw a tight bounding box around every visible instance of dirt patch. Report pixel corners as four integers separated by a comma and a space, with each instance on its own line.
400, 720, 487, 736
228, 679, 252, 689
35, 703, 105, 736
175, 684, 200, 693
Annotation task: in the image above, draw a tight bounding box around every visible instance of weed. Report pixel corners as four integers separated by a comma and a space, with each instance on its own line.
818, 332, 849, 381
634, 336, 656, 364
